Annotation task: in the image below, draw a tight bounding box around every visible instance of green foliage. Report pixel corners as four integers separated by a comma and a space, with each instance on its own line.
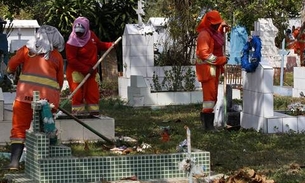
274, 72, 294, 86
146, 0, 303, 49
71, 101, 305, 182
151, 71, 162, 91
162, 66, 184, 91
183, 67, 196, 91
273, 95, 305, 111
99, 80, 118, 91
147, 0, 199, 67
0, 0, 36, 15
43, 0, 97, 40
151, 66, 196, 92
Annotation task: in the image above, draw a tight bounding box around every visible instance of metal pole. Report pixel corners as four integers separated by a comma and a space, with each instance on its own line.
186, 126, 192, 183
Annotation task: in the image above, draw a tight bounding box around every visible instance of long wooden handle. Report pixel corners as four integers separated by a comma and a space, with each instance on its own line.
58, 106, 115, 145
223, 28, 228, 127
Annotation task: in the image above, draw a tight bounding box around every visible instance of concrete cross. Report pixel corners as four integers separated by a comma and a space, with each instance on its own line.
279, 38, 289, 87
135, 0, 145, 27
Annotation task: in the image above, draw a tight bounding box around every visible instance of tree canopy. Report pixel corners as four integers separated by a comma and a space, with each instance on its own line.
0, 0, 304, 68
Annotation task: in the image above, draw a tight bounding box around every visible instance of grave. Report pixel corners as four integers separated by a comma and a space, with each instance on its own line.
240, 18, 305, 133
4, 19, 40, 53
240, 62, 305, 133
0, 88, 115, 145
5, 91, 210, 183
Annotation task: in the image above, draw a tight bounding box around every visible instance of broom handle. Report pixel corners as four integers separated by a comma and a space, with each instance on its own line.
223, 27, 228, 127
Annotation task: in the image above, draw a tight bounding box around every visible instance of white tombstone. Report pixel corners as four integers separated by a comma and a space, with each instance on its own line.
240, 60, 274, 131
254, 18, 281, 67
4, 19, 40, 53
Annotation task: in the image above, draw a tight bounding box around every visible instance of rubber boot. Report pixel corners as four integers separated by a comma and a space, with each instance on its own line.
6, 143, 24, 170
205, 113, 215, 131
200, 112, 207, 130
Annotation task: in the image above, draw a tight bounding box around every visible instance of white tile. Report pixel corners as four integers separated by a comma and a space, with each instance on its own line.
294, 67, 305, 79
118, 87, 128, 100
157, 92, 175, 105
130, 75, 147, 87
261, 69, 274, 93
132, 96, 144, 106
144, 78, 152, 90
147, 92, 158, 105
0, 120, 11, 145
240, 112, 265, 131
128, 35, 148, 46
130, 66, 147, 77
125, 66, 132, 78
261, 93, 274, 117
84, 117, 115, 140
298, 116, 305, 133
0, 88, 3, 101
122, 35, 128, 46
174, 92, 191, 105
3, 92, 16, 104
152, 66, 162, 77
267, 117, 283, 133
4, 108, 12, 121
122, 45, 131, 58
242, 90, 253, 114
146, 45, 154, 58
129, 45, 147, 57
190, 91, 202, 104
143, 91, 156, 106
127, 86, 141, 96
129, 56, 147, 67
283, 117, 298, 133
0, 100, 3, 121
56, 117, 115, 142
292, 88, 304, 98
294, 78, 305, 90
146, 54, 154, 67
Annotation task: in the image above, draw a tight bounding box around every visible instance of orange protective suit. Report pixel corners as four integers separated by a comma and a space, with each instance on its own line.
286, 28, 300, 54
195, 10, 227, 114
66, 17, 112, 115
286, 24, 305, 66
5, 25, 64, 171
7, 46, 64, 142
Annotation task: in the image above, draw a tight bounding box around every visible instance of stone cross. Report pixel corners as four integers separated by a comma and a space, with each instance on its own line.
135, 0, 145, 27
279, 38, 289, 87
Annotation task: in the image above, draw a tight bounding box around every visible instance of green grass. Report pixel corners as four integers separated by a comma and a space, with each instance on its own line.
2, 96, 305, 182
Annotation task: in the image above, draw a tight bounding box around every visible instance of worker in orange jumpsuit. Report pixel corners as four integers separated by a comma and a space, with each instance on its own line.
297, 22, 305, 66
4, 25, 65, 170
195, 10, 228, 130
66, 17, 113, 116
285, 27, 300, 54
